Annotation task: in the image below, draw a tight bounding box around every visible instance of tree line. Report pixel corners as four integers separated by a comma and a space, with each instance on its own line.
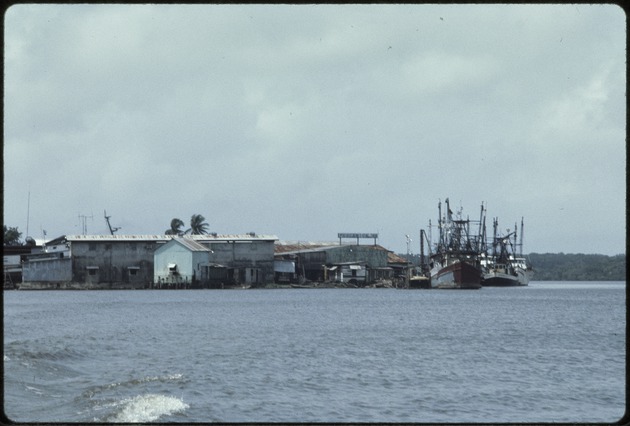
526, 252, 626, 281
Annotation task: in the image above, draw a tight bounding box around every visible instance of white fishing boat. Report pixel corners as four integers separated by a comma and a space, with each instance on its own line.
482, 217, 533, 286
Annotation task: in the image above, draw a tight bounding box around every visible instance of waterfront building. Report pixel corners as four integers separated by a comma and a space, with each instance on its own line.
19, 233, 278, 289
21, 235, 168, 289
274, 241, 407, 285
153, 237, 213, 288
154, 234, 278, 288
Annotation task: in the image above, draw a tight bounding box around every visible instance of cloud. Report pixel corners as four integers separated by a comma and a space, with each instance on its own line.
3, 4, 625, 255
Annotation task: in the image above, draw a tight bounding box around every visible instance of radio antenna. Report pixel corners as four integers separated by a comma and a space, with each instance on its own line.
104, 210, 121, 235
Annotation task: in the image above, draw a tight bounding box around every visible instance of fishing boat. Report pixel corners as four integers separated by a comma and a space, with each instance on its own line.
429, 199, 485, 289
481, 217, 532, 287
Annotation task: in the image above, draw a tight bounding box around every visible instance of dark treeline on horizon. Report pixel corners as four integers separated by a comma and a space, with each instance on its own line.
400, 252, 626, 281
525, 253, 626, 281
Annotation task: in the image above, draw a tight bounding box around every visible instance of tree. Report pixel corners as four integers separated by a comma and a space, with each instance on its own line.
4, 225, 23, 246
165, 218, 185, 236
187, 214, 209, 235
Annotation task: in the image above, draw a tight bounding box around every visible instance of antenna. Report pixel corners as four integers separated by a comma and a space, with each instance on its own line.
104, 210, 121, 235
26, 189, 30, 239
78, 212, 94, 235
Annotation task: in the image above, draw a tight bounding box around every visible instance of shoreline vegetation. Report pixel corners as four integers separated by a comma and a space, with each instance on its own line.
524, 253, 626, 281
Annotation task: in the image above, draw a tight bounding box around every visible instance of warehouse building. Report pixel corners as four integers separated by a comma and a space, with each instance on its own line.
20, 233, 277, 289
21, 235, 168, 289
274, 239, 406, 285
154, 235, 278, 288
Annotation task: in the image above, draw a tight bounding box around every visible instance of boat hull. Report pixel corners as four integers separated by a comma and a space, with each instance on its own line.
431, 261, 482, 289
481, 271, 522, 287
517, 268, 532, 286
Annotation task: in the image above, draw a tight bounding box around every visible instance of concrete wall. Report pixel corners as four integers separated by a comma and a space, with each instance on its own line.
203, 240, 275, 284
70, 241, 156, 287
22, 257, 72, 283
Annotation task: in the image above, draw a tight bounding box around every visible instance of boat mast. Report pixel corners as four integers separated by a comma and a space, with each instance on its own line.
514, 221, 518, 257
478, 202, 486, 253
519, 217, 524, 256
419, 229, 426, 272
438, 200, 443, 250
492, 217, 498, 258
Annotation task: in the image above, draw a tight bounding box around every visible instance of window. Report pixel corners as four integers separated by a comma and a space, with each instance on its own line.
128, 266, 140, 276
86, 266, 99, 276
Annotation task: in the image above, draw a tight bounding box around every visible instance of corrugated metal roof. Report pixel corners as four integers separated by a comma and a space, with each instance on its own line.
275, 241, 342, 254
275, 241, 408, 265
173, 237, 211, 252
189, 234, 278, 242
66, 235, 171, 241
64, 234, 278, 242
387, 251, 408, 263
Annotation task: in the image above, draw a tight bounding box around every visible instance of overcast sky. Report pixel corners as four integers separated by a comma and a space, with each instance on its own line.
4, 4, 626, 255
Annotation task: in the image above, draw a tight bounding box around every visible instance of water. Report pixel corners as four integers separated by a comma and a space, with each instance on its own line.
3, 282, 626, 423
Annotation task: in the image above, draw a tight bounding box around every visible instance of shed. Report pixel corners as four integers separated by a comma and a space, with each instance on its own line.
154, 237, 212, 288
274, 241, 394, 284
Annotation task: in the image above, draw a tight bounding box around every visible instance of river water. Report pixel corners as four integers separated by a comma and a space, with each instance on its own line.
3, 281, 626, 423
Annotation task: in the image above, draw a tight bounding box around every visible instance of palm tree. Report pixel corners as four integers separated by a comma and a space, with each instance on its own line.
187, 214, 209, 235
165, 218, 185, 236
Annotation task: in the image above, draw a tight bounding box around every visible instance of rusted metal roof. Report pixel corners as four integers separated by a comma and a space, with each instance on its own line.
275, 241, 341, 254
275, 241, 406, 265
387, 251, 408, 264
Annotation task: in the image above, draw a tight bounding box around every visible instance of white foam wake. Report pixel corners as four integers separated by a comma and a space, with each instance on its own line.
110, 394, 189, 423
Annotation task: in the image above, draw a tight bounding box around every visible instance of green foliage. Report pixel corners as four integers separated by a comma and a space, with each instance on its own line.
523, 253, 625, 281
4, 225, 23, 246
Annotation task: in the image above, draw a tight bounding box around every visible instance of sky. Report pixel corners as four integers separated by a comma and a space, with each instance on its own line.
3, 4, 626, 255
